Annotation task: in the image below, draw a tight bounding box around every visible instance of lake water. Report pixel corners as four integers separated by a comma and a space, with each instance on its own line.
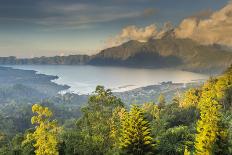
7, 65, 209, 94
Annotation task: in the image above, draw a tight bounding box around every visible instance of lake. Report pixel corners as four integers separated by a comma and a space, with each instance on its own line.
7, 65, 209, 94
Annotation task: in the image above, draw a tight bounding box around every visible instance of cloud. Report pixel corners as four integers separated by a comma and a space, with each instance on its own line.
34, 10, 142, 28
37, 5, 158, 29
107, 2, 232, 48
106, 24, 158, 47
175, 2, 232, 47
106, 22, 173, 47
0, 1, 148, 30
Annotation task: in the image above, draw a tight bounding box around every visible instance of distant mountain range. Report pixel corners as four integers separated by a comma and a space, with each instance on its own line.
1, 31, 232, 73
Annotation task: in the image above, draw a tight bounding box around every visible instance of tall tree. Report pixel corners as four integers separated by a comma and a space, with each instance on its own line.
142, 102, 160, 120
120, 105, 154, 155
195, 80, 222, 155
180, 88, 201, 108
158, 94, 166, 109
76, 86, 124, 154
23, 104, 60, 155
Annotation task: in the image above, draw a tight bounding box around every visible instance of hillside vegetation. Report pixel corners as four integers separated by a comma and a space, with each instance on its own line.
0, 65, 232, 154
0, 66, 69, 102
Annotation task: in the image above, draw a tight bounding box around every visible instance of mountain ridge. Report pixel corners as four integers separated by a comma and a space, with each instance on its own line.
1, 34, 232, 73
89, 35, 232, 73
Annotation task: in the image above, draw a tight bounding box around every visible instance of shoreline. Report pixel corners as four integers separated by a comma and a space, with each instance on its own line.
2, 65, 209, 96
0, 65, 205, 105
0, 66, 69, 97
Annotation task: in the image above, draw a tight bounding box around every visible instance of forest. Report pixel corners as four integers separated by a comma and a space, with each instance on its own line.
0, 65, 232, 155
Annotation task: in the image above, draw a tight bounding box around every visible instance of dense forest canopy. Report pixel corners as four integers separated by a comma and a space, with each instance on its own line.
0, 66, 232, 154
1, 1, 232, 154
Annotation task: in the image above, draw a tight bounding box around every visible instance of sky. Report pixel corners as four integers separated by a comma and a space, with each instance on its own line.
0, 0, 229, 58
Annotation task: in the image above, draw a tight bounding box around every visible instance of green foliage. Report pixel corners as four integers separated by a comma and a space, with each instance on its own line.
23, 104, 60, 155
194, 71, 232, 154
195, 80, 222, 154
156, 126, 194, 155
21, 131, 36, 155
60, 130, 81, 155
223, 111, 232, 154
2, 67, 232, 154
119, 105, 154, 155
180, 88, 201, 108
159, 103, 197, 129
0, 132, 11, 155
109, 106, 127, 148
142, 102, 160, 121
158, 93, 166, 109
212, 92, 232, 155
74, 86, 124, 154
11, 133, 24, 154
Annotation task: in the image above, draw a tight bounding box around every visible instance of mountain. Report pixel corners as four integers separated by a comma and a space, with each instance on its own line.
0, 55, 90, 65
88, 32, 232, 73
1, 32, 232, 73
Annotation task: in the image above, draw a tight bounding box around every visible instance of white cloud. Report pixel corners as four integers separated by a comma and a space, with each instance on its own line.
107, 22, 173, 47
107, 2, 232, 48
106, 24, 158, 47
174, 2, 232, 46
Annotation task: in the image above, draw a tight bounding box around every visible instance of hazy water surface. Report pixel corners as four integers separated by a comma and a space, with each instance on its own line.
8, 65, 209, 94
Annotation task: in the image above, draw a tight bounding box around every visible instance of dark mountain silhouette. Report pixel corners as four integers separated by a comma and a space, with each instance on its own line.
1, 31, 232, 73
89, 33, 232, 73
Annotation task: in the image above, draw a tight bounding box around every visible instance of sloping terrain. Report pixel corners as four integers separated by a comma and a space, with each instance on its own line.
89, 34, 232, 73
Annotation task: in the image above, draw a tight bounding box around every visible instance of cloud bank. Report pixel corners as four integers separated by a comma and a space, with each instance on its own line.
0, 0, 153, 30
108, 2, 232, 48
174, 2, 232, 46
107, 22, 173, 47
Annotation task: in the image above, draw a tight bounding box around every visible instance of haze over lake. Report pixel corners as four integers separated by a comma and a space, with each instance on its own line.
6, 65, 209, 94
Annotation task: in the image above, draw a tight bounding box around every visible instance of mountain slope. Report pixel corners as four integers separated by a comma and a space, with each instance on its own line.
1, 34, 232, 73
89, 35, 232, 73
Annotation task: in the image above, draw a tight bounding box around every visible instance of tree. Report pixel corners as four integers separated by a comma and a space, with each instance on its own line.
184, 147, 191, 155
156, 126, 194, 155
172, 95, 181, 107
109, 107, 127, 146
214, 71, 232, 110
142, 102, 160, 121
23, 104, 60, 155
194, 71, 232, 155
60, 130, 81, 155
180, 88, 201, 108
11, 133, 24, 155
222, 111, 232, 154
21, 129, 35, 155
76, 86, 124, 154
195, 80, 222, 155
119, 105, 154, 155
0, 132, 11, 155
158, 94, 166, 109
